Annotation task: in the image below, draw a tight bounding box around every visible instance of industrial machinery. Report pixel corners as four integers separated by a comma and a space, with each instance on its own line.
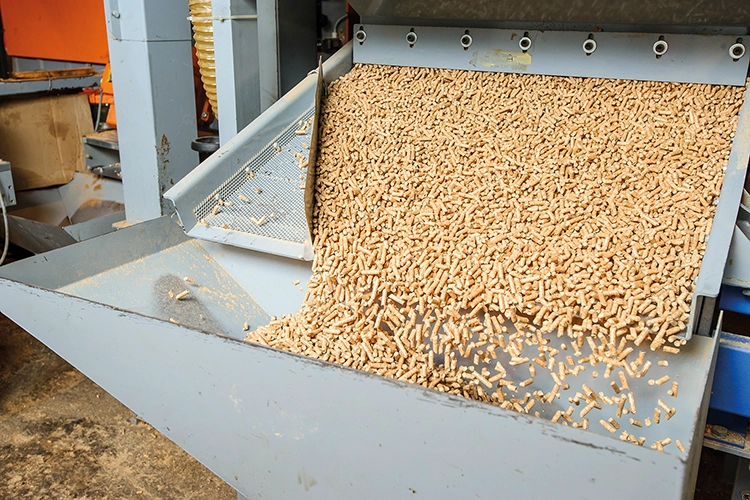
2, 1, 750, 498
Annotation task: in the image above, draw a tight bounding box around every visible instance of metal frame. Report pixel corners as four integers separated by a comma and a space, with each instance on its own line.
212, 0, 317, 145
213, 0, 264, 143
0, 218, 724, 497
353, 25, 750, 86
688, 86, 750, 338
164, 44, 352, 257
104, 0, 198, 222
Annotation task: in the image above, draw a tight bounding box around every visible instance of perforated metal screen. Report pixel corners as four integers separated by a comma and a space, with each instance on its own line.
194, 108, 314, 246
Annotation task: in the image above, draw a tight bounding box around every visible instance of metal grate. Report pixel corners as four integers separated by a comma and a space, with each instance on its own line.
194, 108, 314, 245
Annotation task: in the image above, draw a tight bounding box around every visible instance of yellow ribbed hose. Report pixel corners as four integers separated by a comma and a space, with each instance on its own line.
189, 0, 218, 117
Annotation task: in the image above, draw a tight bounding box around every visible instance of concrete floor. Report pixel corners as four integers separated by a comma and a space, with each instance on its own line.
0, 313, 235, 499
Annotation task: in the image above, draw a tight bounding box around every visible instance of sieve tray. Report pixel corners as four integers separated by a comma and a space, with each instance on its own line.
165, 46, 351, 261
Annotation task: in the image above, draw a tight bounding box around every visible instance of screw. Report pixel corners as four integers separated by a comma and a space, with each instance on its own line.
201, 112, 209, 119
741, 490, 750, 500
111, 10, 120, 18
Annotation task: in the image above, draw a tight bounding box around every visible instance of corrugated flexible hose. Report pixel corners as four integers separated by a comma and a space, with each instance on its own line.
189, 0, 218, 117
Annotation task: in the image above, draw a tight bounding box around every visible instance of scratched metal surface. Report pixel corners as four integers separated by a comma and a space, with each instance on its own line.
0, 278, 698, 499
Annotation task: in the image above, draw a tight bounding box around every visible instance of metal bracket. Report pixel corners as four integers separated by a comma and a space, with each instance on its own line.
353, 25, 749, 86
0, 161, 16, 207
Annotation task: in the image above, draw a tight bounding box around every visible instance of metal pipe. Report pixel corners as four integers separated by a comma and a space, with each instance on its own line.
189, 0, 219, 117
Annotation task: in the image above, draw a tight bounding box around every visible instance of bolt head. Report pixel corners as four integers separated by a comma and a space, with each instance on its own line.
111, 10, 120, 18
741, 490, 750, 500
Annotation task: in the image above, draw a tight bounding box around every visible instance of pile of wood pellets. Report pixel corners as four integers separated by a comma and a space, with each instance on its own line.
247, 64, 745, 451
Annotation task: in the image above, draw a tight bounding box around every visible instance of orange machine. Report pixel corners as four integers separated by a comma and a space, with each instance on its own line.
0, 1, 213, 127
84, 51, 215, 129
0, 0, 109, 64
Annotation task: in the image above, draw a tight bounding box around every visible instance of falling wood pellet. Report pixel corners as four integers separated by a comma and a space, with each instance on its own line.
242, 63, 745, 449
243, 322, 249, 331
168, 290, 175, 299
676, 440, 685, 453
251, 216, 267, 226
628, 393, 637, 415
600, 419, 617, 433
184, 277, 196, 283
169, 318, 179, 324
293, 280, 301, 286
669, 381, 679, 398
175, 290, 190, 301
239, 194, 251, 203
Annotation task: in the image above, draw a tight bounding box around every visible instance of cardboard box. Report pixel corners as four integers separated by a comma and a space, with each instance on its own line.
0, 93, 94, 191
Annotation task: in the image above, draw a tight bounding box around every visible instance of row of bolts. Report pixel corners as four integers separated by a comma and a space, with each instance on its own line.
355, 28, 747, 61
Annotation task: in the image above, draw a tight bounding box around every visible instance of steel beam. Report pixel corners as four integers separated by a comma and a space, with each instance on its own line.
212, 0, 263, 144
104, 0, 198, 222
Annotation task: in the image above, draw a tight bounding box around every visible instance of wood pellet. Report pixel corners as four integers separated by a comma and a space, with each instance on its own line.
245, 64, 745, 450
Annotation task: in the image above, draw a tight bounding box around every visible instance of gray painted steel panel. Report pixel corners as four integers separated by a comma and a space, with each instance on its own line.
164, 44, 353, 252
724, 225, 750, 288
353, 25, 749, 86
0, 216, 268, 340
0, 277, 708, 499
686, 84, 750, 338
0, 216, 723, 498
213, 0, 262, 144
105, 0, 198, 221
